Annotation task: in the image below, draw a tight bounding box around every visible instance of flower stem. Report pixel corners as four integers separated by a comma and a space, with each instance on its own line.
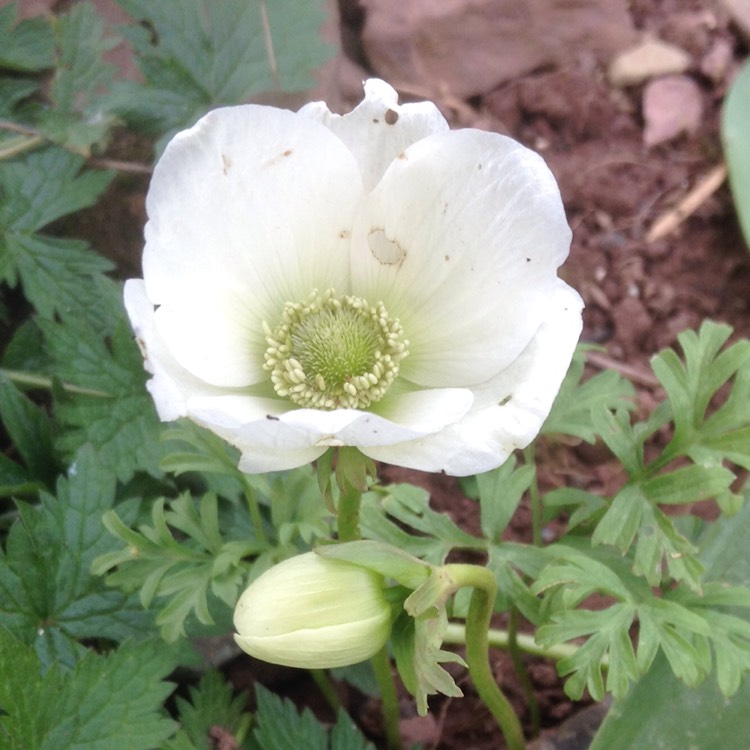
508, 607, 540, 737
445, 564, 525, 750
442, 622, 602, 665
523, 444, 542, 547
337, 484, 362, 542
310, 669, 342, 713
0, 368, 110, 397
241, 476, 268, 545
371, 645, 402, 750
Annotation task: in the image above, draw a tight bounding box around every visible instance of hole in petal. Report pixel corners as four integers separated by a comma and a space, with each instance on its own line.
385, 108, 399, 125
368, 229, 406, 266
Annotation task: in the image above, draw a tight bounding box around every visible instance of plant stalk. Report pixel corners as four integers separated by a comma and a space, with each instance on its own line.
446, 564, 525, 750
371, 645, 402, 750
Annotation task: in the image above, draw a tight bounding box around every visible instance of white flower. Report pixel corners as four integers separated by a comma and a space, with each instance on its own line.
125, 79, 583, 476
233, 552, 391, 668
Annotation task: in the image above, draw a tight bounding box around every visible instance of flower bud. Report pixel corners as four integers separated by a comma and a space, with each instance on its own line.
233, 552, 391, 668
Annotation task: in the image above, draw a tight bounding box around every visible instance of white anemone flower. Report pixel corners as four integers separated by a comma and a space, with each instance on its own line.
125, 79, 583, 476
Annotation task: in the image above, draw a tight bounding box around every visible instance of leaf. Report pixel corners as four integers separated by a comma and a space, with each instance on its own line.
589, 495, 750, 750
0, 147, 115, 326
164, 669, 251, 750
39, 306, 172, 482
252, 684, 375, 750
0, 445, 155, 669
476, 456, 534, 540
115, 0, 333, 146
0, 373, 57, 486
35, 2, 121, 154
0, 3, 55, 72
361, 483, 482, 564
722, 58, 750, 250
0, 629, 178, 750
542, 345, 636, 442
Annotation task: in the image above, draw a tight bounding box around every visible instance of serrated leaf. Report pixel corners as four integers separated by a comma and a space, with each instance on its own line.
0, 373, 57, 485
165, 670, 250, 750
41, 2, 121, 154
252, 684, 327, 750
0, 4, 55, 72
0, 629, 178, 750
116, 0, 333, 144
0, 445, 155, 668
39, 309, 172, 481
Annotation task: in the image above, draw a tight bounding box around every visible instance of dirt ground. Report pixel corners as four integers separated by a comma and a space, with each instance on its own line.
44, 0, 750, 747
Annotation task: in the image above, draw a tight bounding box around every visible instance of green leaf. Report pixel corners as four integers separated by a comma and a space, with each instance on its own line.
39, 307, 172, 482
589, 496, 750, 750
476, 456, 534, 540
0, 445, 154, 667
116, 0, 333, 144
0, 3, 55, 72
0, 629, 178, 750
723, 59, 750, 250
361, 483, 482, 564
542, 345, 636, 442
252, 684, 375, 750
164, 670, 251, 750
93, 492, 257, 642
0, 373, 57, 486
28, 2, 120, 154
0, 147, 115, 325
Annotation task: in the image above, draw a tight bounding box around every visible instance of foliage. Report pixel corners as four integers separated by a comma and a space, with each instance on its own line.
722, 59, 750, 250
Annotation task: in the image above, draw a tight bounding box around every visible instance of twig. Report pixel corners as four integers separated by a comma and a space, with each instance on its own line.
646, 162, 728, 242
88, 157, 152, 174
258, 0, 281, 90
585, 350, 661, 388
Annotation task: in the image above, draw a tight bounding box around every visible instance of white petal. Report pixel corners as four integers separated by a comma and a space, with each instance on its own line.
124, 279, 224, 420
299, 79, 449, 191
361, 283, 583, 475
351, 128, 572, 388
141, 105, 364, 385
186, 387, 473, 473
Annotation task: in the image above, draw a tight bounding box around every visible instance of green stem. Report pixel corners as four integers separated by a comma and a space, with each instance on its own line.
524, 444, 542, 547
445, 565, 525, 750
508, 607, 540, 737
310, 669, 342, 713
442, 622, 609, 666
337, 484, 362, 542
371, 645, 402, 750
0, 368, 110, 397
241, 476, 267, 545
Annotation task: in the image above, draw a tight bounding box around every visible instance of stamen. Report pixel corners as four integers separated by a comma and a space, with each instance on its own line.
264, 289, 409, 410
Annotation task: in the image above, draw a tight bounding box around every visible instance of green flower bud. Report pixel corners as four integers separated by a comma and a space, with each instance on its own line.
233, 552, 391, 668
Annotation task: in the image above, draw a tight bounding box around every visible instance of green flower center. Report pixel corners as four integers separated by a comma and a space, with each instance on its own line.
264, 289, 409, 410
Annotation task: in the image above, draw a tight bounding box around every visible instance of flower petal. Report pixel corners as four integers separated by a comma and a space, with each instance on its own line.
124, 279, 223, 421
186, 387, 473, 473
141, 105, 364, 386
299, 79, 449, 191
361, 282, 583, 475
351, 128, 572, 388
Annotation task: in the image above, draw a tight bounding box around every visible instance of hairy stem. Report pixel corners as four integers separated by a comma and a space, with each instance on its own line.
371, 645, 402, 750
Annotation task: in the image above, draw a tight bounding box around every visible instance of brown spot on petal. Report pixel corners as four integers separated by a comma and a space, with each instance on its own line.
385, 108, 399, 125
368, 228, 406, 265
339, 229, 351, 239
283, 149, 293, 157
499, 395, 512, 406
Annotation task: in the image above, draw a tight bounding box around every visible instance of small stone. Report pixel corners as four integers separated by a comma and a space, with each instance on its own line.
642, 75, 703, 147
700, 38, 734, 84
609, 38, 692, 87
